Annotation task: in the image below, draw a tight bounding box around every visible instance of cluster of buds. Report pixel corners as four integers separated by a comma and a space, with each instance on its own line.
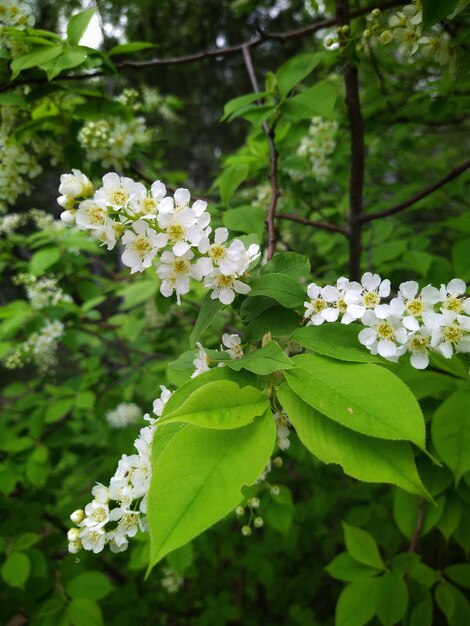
3, 319, 64, 372
304, 273, 470, 369
0, 134, 42, 213
58, 170, 260, 305
297, 117, 338, 182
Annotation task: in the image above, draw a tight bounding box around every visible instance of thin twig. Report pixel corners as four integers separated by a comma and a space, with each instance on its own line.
275, 212, 349, 236
360, 159, 470, 223
409, 497, 425, 552
336, 0, 366, 281
241, 45, 280, 260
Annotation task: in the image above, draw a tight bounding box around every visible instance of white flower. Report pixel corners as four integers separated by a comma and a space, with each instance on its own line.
157, 250, 211, 304
407, 327, 432, 369
82, 501, 110, 529
204, 268, 251, 305
79, 526, 106, 553
128, 180, 167, 217
431, 310, 470, 358
358, 310, 407, 360
221, 334, 244, 359
106, 403, 142, 428
94, 172, 145, 210
344, 272, 390, 321
91, 483, 109, 504
384, 281, 441, 331
121, 220, 168, 273
152, 385, 172, 417
192, 342, 210, 377
439, 279, 470, 316
58, 169, 93, 198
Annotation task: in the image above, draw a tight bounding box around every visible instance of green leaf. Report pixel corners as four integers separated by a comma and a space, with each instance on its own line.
245, 307, 301, 342
67, 598, 103, 626
437, 493, 462, 541
260, 252, 311, 279
67, 8, 95, 45
216, 164, 249, 206
326, 552, 381, 581
118, 279, 157, 310
226, 341, 293, 375
190, 294, 224, 347
432, 390, 470, 483
374, 572, 408, 626
291, 324, 384, 363
42, 49, 87, 80
342, 523, 383, 570
335, 579, 378, 626
285, 354, 427, 450
422, 0, 460, 29
445, 564, 470, 589
13, 533, 40, 550
410, 600, 433, 626
159, 380, 270, 429
282, 81, 337, 120
249, 273, 305, 309
278, 385, 430, 498
0, 93, 27, 106
11, 45, 63, 80
276, 52, 323, 99
393, 489, 444, 539
1, 551, 31, 588
223, 205, 266, 237
108, 42, 156, 56
147, 411, 276, 569
221, 92, 267, 122
45, 397, 74, 424
452, 238, 470, 281
66, 572, 113, 600
29, 247, 61, 274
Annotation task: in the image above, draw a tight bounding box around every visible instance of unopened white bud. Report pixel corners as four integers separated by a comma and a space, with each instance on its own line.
70, 509, 85, 524
60, 210, 76, 224
67, 528, 80, 542
254, 516, 264, 528
241, 525, 252, 536
248, 497, 260, 509
270, 485, 280, 496
273, 457, 283, 468
235, 505, 245, 517
68, 540, 82, 554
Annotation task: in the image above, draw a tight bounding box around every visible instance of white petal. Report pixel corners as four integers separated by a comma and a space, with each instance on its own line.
410, 352, 429, 369
377, 339, 397, 358
358, 328, 377, 346
447, 278, 466, 297
399, 281, 418, 300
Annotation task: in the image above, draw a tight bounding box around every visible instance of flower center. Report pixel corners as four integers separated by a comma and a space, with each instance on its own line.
142, 198, 156, 213
92, 507, 107, 523
409, 335, 430, 352
172, 259, 189, 275
364, 291, 380, 308
338, 298, 347, 313
134, 236, 151, 257
121, 514, 138, 531
443, 324, 462, 344
407, 298, 423, 315
217, 274, 234, 288
444, 297, 462, 313
208, 244, 226, 261
89, 206, 105, 224
310, 298, 327, 314
88, 531, 101, 543
377, 321, 395, 340
167, 223, 185, 242
112, 190, 128, 206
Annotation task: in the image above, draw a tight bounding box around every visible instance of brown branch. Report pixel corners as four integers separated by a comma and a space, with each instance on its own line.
241, 45, 280, 260
275, 212, 349, 236
408, 497, 425, 552
360, 159, 470, 223
336, 0, 365, 282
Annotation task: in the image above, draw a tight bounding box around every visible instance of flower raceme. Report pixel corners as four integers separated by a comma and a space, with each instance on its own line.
304, 274, 470, 369
58, 170, 260, 305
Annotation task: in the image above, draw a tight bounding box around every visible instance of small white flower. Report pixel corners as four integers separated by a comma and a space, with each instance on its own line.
204, 268, 251, 305
79, 526, 106, 553
431, 310, 470, 358
221, 333, 244, 359
59, 169, 93, 198
152, 385, 172, 417
121, 220, 168, 273
192, 342, 210, 377
94, 172, 145, 210
106, 403, 142, 428
82, 501, 110, 529
358, 310, 407, 360
344, 272, 390, 321
157, 250, 210, 304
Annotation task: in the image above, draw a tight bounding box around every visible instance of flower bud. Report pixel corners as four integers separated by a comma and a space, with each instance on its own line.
270, 485, 280, 496
273, 457, 283, 468
241, 525, 252, 536
67, 528, 80, 542
254, 516, 264, 528
248, 497, 260, 509
60, 210, 76, 225
363, 29, 371, 39
70, 509, 85, 524
371, 8, 381, 18
68, 540, 82, 554
235, 505, 245, 517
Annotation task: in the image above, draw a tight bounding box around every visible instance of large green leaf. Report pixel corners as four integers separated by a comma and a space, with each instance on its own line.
249, 273, 305, 309
285, 354, 427, 451
278, 386, 430, 498
67, 8, 95, 45
335, 579, 379, 626
223, 205, 266, 237
189, 293, 224, 347
11, 45, 63, 80
221, 92, 267, 122
343, 523, 384, 570
226, 341, 293, 375
42, 49, 87, 80
276, 52, 323, 99
374, 572, 408, 626
158, 380, 270, 429
326, 552, 381, 582
260, 252, 311, 279
432, 390, 470, 483
282, 81, 337, 120
291, 324, 384, 363
147, 411, 276, 569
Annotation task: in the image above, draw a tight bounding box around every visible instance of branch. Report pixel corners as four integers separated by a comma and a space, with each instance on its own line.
241, 45, 280, 260
275, 213, 349, 236
336, 0, 366, 281
360, 159, 470, 223
408, 497, 425, 552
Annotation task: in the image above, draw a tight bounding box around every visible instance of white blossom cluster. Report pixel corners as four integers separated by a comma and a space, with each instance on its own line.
297, 117, 337, 182
0, 135, 42, 214
0, 0, 35, 29
67, 386, 172, 554
0, 211, 27, 233
105, 402, 142, 429
14, 274, 72, 310
161, 567, 184, 593
304, 273, 470, 369
58, 170, 260, 305
361, 2, 454, 66
78, 117, 149, 170
3, 319, 64, 371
